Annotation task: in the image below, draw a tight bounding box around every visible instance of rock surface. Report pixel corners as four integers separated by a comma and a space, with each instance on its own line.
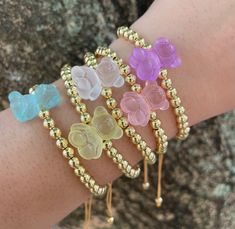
1, 1, 235, 229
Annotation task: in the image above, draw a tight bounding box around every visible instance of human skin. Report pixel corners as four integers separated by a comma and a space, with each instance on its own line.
0, 0, 235, 228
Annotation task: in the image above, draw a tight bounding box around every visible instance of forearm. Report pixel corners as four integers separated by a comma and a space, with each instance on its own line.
1, 0, 235, 228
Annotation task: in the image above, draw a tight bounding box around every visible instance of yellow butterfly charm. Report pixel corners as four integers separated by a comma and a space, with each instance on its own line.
68, 106, 123, 160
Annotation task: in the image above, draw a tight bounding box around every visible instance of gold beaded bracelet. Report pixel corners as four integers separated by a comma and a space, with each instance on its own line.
92, 47, 168, 207
28, 86, 107, 197
61, 64, 141, 179
117, 26, 190, 140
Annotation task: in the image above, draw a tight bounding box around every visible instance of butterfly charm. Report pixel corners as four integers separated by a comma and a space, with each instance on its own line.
71, 57, 124, 101
68, 106, 123, 160
120, 81, 169, 127
8, 84, 60, 122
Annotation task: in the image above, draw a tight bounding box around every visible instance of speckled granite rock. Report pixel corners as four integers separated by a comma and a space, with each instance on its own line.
1, 1, 235, 229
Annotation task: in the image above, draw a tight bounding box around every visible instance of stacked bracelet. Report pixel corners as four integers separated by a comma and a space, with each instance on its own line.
61, 64, 141, 179
117, 26, 190, 139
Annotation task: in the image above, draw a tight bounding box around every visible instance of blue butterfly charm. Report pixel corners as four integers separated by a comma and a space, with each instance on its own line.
8, 84, 61, 122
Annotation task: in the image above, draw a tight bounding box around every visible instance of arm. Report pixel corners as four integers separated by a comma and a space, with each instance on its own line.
1, 0, 235, 228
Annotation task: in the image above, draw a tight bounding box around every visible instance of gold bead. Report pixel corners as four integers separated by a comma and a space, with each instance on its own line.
131, 83, 142, 93
115, 58, 123, 66
125, 126, 135, 137
70, 96, 81, 105
80, 113, 91, 124
167, 88, 177, 99
49, 127, 62, 139
107, 217, 114, 224
76, 103, 87, 113
154, 128, 165, 137
161, 135, 168, 142
106, 98, 117, 109
62, 147, 74, 159
116, 153, 123, 162
160, 69, 168, 79
155, 197, 163, 207
144, 147, 152, 156
120, 64, 131, 75
64, 80, 74, 89
84, 174, 91, 182
175, 106, 185, 116
118, 117, 129, 128
125, 74, 136, 85
161, 78, 172, 89
109, 51, 117, 59
111, 108, 123, 119
178, 121, 189, 129
139, 140, 147, 150
104, 140, 112, 149
38, 110, 49, 119
29, 85, 37, 94
68, 157, 80, 168
150, 112, 157, 121
135, 38, 145, 47
43, 118, 55, 129
151, 119, 161, 129
171, 97, 181, 108
101, 88, 112, 98
109, 147, 117, 157
117, 26, 128, 36
56, 137, 68, 149
142, 182, 150, 190
177, 114, 188, 123
67, 86, 78, 97
129, 32, 139, 41
132, 133, 141, 144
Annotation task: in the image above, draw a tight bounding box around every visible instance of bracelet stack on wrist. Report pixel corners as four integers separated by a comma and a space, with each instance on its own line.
8, 25, 190, 227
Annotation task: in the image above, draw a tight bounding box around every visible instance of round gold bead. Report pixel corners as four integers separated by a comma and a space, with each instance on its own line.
80, 113, 91, 124
161, 134, 168, 142
129, 32, 139, 41
151, 119, 162, 129
118, 117, 129, 128
107, 217, 114, 224
132, 133, 141, 144
109, 51, 117, 59
43, 118, 55, 129
70, 96, 81, 105
142, 182, 150, 190
49, 127, 62, 139
131, 83, 142, 93
104, 140, 112, 150
154, 128, 165, 137
76, 103, 87, 113
161, 78, 172, 89
56, 137, 68, 149
101, 88, 112, 98
178, 121, 189, 129
177, 114, 188, 123
167, 88, 177, 99
120, 64, 131, 75
175, 106, 185, 116
106, 98, 117, 109
171, 97, 181, 108
139, 140, 147, 150
125, 126, 135, 137
115, 58, 123, 66
135, 38, 145, 47
150, 112, 157, 121
64, 80, 74, 89
68, 157, 80, 168
159, 69, 168, 79
38, 110, 50, 119
109, 147, 117, 157
111, 108, 123, 119
67, 86, 78, 97
125, 74, 136, 85
62, 147, 74, 159
117, 26, 128, 36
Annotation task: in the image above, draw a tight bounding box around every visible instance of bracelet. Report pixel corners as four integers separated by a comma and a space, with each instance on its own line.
8, 84, 107, 197
93, 48, 168, 207
61, 64, 141, 179
117, 26, 190, 139
83, 53, 157, 166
